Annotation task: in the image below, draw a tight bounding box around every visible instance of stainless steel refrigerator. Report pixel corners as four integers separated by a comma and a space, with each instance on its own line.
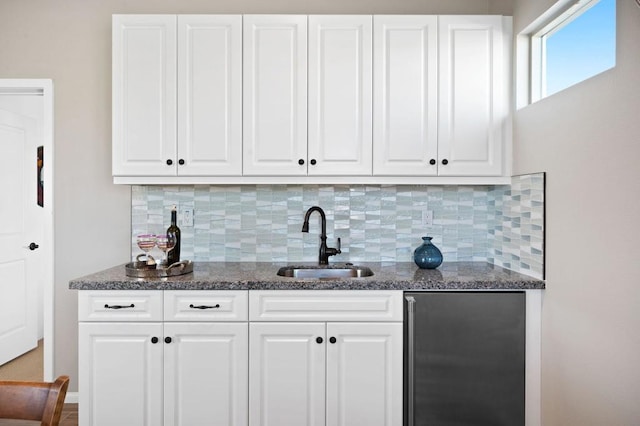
404, 292, 525, 426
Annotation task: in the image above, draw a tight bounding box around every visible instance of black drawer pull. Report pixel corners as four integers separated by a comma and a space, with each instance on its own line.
316, 337, 323, 344
189, 304, 220, 310
151, 337, 159, 344
165, 337, 172, 344
104, 304, 134, 309
329, 336, 337, 344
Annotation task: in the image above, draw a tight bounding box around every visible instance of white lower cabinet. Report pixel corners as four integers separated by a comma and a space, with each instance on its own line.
325, 323, 403, 426
78, 290, 402, 426
78, 291, 249, 426
79, 322, 164, 426
249, 322, 326, 426
248, 291, 403, 426
163, 323, 248, 426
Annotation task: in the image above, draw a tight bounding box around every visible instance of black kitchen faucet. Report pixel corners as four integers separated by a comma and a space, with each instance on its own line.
301, 206, 341, 265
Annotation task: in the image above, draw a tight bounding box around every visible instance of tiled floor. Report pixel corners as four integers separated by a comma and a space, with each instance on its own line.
0, 403, 77, 426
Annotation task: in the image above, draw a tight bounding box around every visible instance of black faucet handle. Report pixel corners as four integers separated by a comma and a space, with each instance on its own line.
326, 238, 342, 257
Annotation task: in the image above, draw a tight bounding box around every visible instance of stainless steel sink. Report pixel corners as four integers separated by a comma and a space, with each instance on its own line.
277, 265, 374, 279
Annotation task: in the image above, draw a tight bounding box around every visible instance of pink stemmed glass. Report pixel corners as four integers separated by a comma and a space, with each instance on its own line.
136, 234, 157, 265
156, 234, 176, 267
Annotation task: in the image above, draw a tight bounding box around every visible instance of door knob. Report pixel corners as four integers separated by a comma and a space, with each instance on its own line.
28, 242, 39, 251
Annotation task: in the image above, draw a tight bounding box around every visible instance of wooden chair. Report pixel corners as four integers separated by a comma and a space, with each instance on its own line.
0, 375, 69, 426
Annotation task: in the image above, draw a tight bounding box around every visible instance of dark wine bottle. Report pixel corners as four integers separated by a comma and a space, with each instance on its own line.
166, 206, 181, 265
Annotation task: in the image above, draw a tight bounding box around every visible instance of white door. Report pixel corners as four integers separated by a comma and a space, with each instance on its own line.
249, 322, 325, 426
177, 15, 242, 176
112, 15, 177, 176
0, 108, 38, 366
79, 322, 163, 426
326, 323, 403, 426
308, 15, 372, 176
243, 15, 308, 176
438, 15, 504, 176
373, 15, 438, 176
164, 322, 248, 426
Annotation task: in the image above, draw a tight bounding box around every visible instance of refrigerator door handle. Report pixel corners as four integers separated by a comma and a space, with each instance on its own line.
405, 295, 416, 426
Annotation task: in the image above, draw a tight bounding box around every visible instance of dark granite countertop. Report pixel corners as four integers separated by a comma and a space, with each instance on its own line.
69, 262, 545, 291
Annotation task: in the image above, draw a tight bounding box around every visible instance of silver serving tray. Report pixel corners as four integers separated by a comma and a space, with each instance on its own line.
125, 258, 193, 278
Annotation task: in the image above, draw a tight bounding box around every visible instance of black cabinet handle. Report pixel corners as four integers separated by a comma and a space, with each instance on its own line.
316, 337, 323, 344
310, 159, 317, 165
442, 159, 449, 165
178, 159, 185, 165
165, 337, 172, 344
429, 159, 436, 165
189, 304, 220, 310
104, 304, 134, 309
298, 159, 305, 165
28, 242, 39, 250
166, 159, 173, 165
329, 337, 337, 344
151, 337, 159, 344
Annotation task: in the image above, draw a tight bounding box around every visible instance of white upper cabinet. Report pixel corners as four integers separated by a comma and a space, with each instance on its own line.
112, 14, 242, 179
308, 15, 372, 176
373, 15, 438, 176
112, 15, 177, 177
438, 15, 505, 176
177, 15, 242, 176
374, 15, 508, 177
242, 15, 308, 176
113, 14, 511, 184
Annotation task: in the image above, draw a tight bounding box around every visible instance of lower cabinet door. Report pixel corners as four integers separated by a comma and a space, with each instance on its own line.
164, 322, 248, 426
326, 323, 403, 426
249, 322, 326, 426
79, 322, 163, 426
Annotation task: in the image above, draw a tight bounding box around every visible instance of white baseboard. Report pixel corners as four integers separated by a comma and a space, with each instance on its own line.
65, 391, 79, 404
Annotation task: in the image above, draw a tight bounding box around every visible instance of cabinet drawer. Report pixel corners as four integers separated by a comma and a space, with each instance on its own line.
78, 291, 163, 322
249, 290, 403, 322
164, 291, 248, 321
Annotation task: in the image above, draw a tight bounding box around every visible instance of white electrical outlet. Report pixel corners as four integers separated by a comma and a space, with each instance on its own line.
422, 210, 433, 226
181, 209, 194, 227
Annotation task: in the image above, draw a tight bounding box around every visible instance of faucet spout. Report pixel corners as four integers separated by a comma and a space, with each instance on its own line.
302, 206, 326, 235
301, 206, 341, 265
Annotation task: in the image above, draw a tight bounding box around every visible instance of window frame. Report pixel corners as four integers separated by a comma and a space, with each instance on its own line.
527, 0, 614, 103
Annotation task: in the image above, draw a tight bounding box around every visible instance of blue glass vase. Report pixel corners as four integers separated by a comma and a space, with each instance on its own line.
413, 236, 443, 269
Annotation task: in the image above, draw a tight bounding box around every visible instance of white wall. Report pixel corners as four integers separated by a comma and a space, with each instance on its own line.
512, 0, 640, 424
0, 0, 511, 393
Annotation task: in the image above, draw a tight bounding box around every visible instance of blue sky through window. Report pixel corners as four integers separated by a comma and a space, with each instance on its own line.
544, 0, 616, 96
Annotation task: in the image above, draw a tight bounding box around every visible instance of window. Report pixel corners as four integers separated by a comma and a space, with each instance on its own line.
531, 0, 616, 101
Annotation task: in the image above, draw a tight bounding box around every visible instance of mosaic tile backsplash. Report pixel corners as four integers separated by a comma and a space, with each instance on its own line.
131, 173, 545, 279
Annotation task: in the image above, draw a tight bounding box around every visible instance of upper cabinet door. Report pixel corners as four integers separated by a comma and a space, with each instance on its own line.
373, 16, 438, 176
243, 15, 308, 176
308, 16, 372, 176
177, 15, 242, 176
438, 15, 505, 176
112, 15, 177, 176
